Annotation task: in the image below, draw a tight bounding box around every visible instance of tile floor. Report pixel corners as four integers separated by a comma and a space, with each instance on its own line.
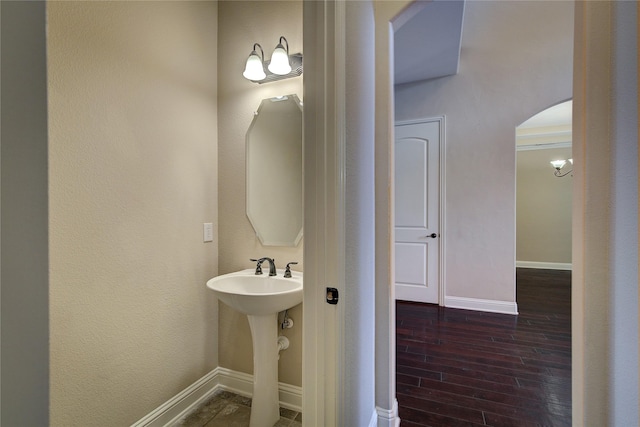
171, 390, 302, 427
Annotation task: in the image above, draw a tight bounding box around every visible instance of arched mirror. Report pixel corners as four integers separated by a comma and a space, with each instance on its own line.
246, 94, 303, 246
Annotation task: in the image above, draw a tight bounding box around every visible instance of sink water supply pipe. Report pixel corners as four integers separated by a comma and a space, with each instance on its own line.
277, 310, 291, 359
280, 309, 294, 329
277, 336, 289, 354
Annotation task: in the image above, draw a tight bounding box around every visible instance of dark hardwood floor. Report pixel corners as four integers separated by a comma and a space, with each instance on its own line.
396, 268, 571, 427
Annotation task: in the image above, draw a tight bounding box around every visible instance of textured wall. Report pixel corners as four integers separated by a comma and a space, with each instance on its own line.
395, 0, 574, 302
217, 1, 303, 386
47, 2, 219, 425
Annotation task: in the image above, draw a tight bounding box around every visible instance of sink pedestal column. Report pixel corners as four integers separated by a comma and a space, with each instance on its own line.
247, 313, 280, 427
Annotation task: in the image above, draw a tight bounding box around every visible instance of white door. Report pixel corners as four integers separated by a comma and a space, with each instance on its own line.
394, 119, 441, 303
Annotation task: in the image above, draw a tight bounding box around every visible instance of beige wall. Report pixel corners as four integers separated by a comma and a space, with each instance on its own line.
217, 1, 303, 386
395, 0, 574, 302
47, 2, 219, 425
516, 147, 572, 265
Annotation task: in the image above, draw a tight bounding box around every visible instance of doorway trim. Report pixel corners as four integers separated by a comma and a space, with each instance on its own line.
394, 116, 447, 306
302, 1, 347, 425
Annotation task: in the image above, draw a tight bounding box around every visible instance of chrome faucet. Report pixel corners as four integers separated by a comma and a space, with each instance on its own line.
250, 257, 277, 276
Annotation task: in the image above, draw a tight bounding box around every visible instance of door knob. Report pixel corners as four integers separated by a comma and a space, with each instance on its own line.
426, 233, 437, 238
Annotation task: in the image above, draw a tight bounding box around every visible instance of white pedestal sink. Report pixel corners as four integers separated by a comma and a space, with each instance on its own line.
206, 269, 302, 427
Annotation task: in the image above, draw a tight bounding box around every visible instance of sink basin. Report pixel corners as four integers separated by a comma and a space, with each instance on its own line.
206, 269, 302, 315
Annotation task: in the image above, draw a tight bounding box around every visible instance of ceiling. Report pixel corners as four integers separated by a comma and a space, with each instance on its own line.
393, 0, 572, 163
394, 0, 465, 85
518, 100, 573, 129
516, 100, 573, 149
393, 1, 572, 131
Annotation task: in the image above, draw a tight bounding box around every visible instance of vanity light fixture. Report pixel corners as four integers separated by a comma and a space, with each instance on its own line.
242, 43, 266, 81
550, 158, 573, 177
268, 36, 292, 75
243, 36, 303, 84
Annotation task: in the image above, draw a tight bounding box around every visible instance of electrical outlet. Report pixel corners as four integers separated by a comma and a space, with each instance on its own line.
203, 223, 213, 242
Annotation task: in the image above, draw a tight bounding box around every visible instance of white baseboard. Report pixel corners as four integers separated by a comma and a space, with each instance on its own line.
375, 399, 400, 427
516, 260, 572, 270
130, 367, 302, 427
130, 370, 219, 427
444, 296, 518, 315
213, 367, 302, 412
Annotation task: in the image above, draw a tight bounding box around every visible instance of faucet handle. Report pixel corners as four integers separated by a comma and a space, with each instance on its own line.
249, 258, 263, 275
284, 262, 298, 278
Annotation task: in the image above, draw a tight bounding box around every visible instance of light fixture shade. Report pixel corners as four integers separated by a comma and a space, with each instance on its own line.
268, 44, 292, 75
243, 51, 266, 81
550, 160, 567, 170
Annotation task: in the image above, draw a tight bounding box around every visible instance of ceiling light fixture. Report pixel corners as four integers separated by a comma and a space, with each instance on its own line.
243, 36, 303, 84
550, 158, 573, 177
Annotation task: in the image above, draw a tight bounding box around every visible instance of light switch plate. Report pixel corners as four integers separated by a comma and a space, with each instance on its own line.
203, 223, 213, 242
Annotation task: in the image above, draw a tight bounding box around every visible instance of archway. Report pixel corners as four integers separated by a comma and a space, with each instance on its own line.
516, 100, 573, 272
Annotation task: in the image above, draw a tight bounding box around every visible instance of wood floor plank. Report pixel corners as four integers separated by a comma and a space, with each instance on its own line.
396, 268, 571, 426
